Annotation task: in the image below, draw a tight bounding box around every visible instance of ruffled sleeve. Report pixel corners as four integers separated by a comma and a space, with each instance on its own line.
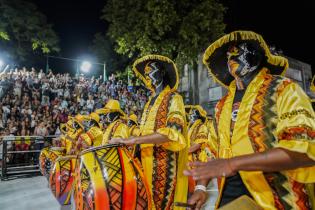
113, 123, 130, 139
191, 121, 218, 162
157, 94, 187, 152
275, 82, 315, 182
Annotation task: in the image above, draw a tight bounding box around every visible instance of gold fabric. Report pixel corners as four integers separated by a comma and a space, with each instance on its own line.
215, 69, 315, 210
79, 126, 103, 147
187, 119, 217, 162
129, 125, 141, 137
139, 85, 188, 210
102, 120, 129, 145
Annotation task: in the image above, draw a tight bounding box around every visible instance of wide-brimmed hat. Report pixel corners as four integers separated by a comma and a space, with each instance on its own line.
128, 113, 138, 125
95, 99, 126, 117
89, 112, 102, 128
185, 105, 207, 120
66, 114, 88, 131
132, 54, 179, 91
203, 31, 289, 88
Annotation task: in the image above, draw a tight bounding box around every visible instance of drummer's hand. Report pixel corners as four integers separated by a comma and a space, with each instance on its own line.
188, 190, 208, 210
189, 143, 201, 153
183, 159, 236, 180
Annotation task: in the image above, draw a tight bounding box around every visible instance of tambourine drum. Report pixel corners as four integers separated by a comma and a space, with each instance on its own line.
39, 147, 65, 179
49, 155, 77, 205
72, 144, 152, 210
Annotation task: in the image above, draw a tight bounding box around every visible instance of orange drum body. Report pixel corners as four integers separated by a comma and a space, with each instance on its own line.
39, 147, 65, 179
49, 155, 77, 205
73, 144, 152, 210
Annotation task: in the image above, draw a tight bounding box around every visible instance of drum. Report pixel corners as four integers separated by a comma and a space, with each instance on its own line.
72, 144, 152, 210
39, 147, 65, 179
39, 147, 50, 177
49, 155, 77, 206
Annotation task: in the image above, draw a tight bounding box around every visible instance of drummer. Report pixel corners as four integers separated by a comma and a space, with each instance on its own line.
128, 113, 140, 137
75, 112, 103, 151
185, 105, 217, 198
63, 114, 85, 155
99, 99, 130, 145
110, 55, 188, 210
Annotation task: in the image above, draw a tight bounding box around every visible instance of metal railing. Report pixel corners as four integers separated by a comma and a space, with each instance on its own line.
0, 135, 58, 180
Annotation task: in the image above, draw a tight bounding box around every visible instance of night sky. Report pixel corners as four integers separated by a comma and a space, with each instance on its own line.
30, 0, 314, 73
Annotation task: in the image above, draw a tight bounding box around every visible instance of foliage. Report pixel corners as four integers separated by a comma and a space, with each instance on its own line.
0, 0, 60, 62
102, 0, 226, 70
90, 33, 130, 74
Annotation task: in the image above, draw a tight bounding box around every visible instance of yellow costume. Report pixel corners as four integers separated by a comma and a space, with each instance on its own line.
186, 105, 217, 162
99, 100, 129, 145
63, 115, 84, 154
128, 114, 141, 137
76, 112, 103, 150
133, 55, 188, 210
203, 31, 315, 210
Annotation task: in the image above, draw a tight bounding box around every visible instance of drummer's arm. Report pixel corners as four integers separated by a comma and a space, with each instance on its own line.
124, 133, 170, 145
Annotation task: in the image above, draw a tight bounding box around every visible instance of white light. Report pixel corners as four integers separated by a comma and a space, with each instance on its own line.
81, 61, 92, 72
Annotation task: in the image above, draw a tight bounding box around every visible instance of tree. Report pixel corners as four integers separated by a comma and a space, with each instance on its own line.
0, 0, 60, 63
102, 0, 226, 69
90, 33, 130, 74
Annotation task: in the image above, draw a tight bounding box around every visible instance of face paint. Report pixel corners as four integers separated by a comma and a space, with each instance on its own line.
227, 43, 261, 77
106, 112, 119, 124
227, 43, 263, 89
127, 120, 135, 127
189, 109, 201, 124
144, 62, 164, 91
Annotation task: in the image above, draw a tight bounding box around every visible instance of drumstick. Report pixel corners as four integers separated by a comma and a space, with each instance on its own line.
174, 202, 196, 208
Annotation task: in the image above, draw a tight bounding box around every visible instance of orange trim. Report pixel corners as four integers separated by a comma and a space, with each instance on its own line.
120, 148, 137, 210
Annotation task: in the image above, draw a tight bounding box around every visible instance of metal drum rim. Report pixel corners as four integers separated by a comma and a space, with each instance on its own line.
55, 155, 77, 161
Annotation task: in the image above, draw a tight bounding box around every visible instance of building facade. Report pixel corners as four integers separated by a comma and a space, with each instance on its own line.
179, 56, 314, 116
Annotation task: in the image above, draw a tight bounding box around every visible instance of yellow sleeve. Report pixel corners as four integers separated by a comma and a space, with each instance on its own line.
207, 119, 218, 157
275, 82, 315, 182
131, 126, 141, 137
113, 123, 130, 139
157, 94, 187, 152
191, 122, 218, 162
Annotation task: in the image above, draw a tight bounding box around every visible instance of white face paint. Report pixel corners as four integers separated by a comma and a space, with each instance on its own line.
145, 62, 164, 91
148, 62, 160, 87
237, 43, 259, 76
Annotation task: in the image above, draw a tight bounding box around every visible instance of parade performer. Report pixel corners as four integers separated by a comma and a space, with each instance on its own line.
75, 112, 103, 151
110, 55, 188, 210
186, 105, 217, 162
128, 113, 140, 137
185, 31, 315, 210
63, 114, 85, 155
185, 105, 217, 200
99, 99, 129, 145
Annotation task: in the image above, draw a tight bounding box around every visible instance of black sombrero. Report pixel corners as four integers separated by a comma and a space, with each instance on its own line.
132, 55, 179, 91
203, 31, 289, 88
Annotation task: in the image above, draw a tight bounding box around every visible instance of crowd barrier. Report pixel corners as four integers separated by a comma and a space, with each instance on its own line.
0, 135, 58, 180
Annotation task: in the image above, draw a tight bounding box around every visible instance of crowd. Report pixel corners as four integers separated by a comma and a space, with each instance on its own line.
0, 67, 148, 162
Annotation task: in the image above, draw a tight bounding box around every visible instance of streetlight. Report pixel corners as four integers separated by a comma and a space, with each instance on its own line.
80, 60, 106, 82
46, 55, 107, 81
81, 61, 92, 73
